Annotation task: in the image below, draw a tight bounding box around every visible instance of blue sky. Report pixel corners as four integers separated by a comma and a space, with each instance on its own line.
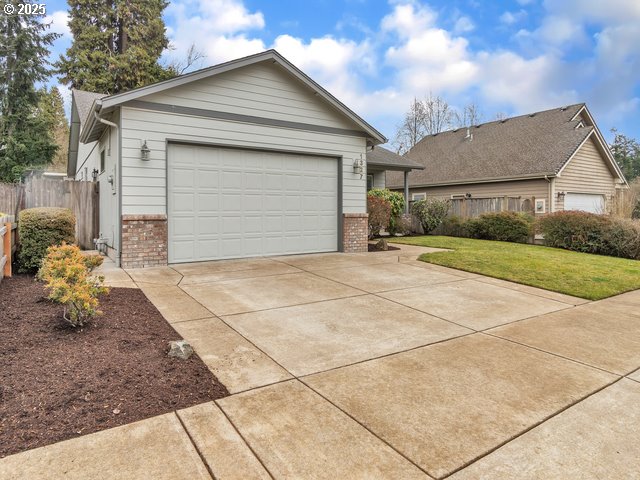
43, 0, 640, 144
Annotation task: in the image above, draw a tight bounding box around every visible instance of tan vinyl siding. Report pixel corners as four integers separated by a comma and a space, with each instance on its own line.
119, 106, 367, 215
407, 179, 550, 210
142, 63, 358, 130
555, 136, 617, 211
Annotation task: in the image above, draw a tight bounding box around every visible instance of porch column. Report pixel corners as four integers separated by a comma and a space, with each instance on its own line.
404, 170, 410, 213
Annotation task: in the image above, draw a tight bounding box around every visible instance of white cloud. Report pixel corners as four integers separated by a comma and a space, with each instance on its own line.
164, 0, 266, 66
500, 10, 527, 25
454, 16, 475, 34
43, 10, 71, 38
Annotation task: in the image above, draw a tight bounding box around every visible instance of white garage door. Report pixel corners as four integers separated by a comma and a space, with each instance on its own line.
564, 193, 605, 213
168, 144, 338, 263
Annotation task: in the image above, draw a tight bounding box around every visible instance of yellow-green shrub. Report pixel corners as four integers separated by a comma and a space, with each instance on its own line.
18, 207, 76, 272
38, 244, 108, 327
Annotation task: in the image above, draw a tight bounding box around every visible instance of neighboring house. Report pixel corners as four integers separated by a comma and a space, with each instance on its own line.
366, 146, 424, 211
386, 104, 628, 215
68, 50, 416, 268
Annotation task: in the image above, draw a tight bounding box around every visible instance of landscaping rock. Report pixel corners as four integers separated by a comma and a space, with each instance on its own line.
168, 340, 194, 360
374, 238, 389, 251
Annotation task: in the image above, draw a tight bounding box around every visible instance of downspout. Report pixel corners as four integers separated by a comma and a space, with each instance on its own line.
94, 110, 118, 130
544, 175, 552, 213
404, 171, 410, 214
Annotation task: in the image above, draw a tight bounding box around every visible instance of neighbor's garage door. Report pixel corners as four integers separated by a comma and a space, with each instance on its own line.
564, 193, 605, 213
168, 144, 338, 263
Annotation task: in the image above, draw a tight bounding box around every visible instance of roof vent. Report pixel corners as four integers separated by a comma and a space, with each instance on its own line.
560, 106, 568, 111
529, 113, 536, 117
500, 119, 507, 123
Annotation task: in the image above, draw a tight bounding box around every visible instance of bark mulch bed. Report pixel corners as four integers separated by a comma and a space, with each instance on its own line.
0, 275, 229, 458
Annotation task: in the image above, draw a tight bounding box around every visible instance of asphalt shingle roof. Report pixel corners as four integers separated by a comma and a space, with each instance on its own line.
72, 89, 105, 126
367, 145, 424, 171
386, 104, 594, 188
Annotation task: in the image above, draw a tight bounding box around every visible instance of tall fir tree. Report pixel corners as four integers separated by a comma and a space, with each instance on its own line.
0, 1, 59, 182
56, 0, 174, 94
38, 86, 69, 173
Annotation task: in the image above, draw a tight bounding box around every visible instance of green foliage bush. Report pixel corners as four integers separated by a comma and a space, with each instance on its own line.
368, 188, 405, 234
465, 211, 534, 243
539, 211, 640, 259
37, 243, 108, 327
411, 197, 450, 234
18, 207, 76, 272
367, 195, 392, 238
436, 215, 469, 237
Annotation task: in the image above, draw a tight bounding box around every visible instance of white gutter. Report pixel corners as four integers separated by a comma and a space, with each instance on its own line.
94, 109, 118, 130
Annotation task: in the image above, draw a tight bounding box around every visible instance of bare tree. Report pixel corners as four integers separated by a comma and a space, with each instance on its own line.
166, 43, 206, 75
454, 102, 483, 128
393, 97, 427, 154
494, 111, 508, 121
423, 93, 454, 135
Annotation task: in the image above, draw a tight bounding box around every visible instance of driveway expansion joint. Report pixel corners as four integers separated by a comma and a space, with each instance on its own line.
173, 412, 216, 480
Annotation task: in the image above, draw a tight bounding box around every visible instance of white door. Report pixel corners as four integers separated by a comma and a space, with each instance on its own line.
564, 193, 605, 213
168, 144, 338, 263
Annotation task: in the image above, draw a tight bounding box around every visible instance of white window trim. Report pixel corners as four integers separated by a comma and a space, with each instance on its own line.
535, 198, 546, 214
412, 193, 426, 201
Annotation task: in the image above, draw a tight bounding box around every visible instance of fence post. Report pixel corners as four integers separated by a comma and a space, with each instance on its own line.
2, 220, 11, 278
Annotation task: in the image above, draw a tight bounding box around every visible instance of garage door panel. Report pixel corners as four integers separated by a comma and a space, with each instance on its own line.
565, 193, 605, 213
168, 144, 338, 263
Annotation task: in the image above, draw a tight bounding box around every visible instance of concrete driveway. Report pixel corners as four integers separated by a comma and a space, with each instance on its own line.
4, 245, 640, 479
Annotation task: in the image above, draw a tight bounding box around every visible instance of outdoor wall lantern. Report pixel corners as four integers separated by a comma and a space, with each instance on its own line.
353, 158, 365, 177
91, 168, 99, 181
557, 191, 566, 199
141, 140, 151, 161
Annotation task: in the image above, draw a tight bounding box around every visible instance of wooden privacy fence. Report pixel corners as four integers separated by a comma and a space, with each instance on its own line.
0, 177, 98, 249
0, 215, 16, 282
448, 196, 535, 218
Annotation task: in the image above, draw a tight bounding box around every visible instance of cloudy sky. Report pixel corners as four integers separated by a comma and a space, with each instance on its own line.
43, 0, 640, 144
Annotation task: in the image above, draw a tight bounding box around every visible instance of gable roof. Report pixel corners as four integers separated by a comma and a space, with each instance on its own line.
386, 103, 626, 189
79, 49, 386, 145
67, 89, 106, 177
367, 146, 424, 171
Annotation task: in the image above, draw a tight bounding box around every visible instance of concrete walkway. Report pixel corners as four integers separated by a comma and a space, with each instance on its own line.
3, 245, 640, 479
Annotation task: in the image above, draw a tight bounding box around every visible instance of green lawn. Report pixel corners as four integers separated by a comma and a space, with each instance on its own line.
391, 236, 640, 300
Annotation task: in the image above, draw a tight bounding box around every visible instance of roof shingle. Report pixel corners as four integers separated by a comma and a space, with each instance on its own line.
387, 104, 594, 188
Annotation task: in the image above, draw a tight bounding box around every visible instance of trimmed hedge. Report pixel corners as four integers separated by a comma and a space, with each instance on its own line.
539, 211, 640, 259
465, 211, 534, 243
18, 207, 76, 272
367, 195, 391, 238
368, 188, 405, 234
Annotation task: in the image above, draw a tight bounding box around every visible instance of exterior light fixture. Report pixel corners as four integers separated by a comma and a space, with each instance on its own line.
353, 158, 365, 177
91, 168, 99, 181
141, 140, 151, 161
557, 191, 566, 199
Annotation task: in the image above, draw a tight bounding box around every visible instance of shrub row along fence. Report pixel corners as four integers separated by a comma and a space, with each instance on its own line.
0, 215, 16, 283
448, 196, 535, 218
0, 176, 98, 250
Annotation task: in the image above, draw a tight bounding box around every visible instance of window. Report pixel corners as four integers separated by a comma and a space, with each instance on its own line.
100, 150, 106, 173
412, 193, 426, 201
366, 174, 374, 191
535, 199, 546, 214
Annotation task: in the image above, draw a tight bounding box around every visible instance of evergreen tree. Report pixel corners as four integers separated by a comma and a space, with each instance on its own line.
39, 87, 69, 173
611, 128, 640, 182
56, 0, 174, 94
0, 1, 59, 182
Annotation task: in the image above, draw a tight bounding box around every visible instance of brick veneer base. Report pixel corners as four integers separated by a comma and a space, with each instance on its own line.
121, 214, 168, 268
342, 213, 369, 253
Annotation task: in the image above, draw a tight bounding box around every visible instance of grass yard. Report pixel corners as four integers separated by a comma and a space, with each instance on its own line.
391, 236, 640, 300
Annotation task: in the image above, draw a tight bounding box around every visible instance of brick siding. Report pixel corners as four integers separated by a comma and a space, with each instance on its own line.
342, 213, 368, 253
121, 214, 168, 268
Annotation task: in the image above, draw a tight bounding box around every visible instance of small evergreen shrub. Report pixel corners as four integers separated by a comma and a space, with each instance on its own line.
465, 211, 534, 243
37, 244, 108, 327
18, 207, 75, 272
411, 197, 450, 234
367, 195, 392, 238
539, 211, 640, 259
368, 188, 405, 234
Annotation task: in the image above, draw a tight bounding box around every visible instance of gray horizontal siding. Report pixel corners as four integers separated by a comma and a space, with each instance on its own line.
120, 106, 367, 215
407, 178, 549, 203
142, 63, 357, 130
